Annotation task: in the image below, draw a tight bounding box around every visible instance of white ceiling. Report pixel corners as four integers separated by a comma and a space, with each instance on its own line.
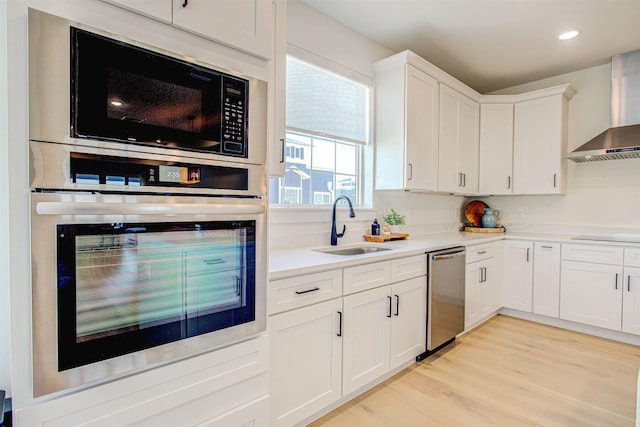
300, 0, 640, 93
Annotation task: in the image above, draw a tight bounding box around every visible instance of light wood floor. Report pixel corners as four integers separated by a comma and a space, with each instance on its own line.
309, 315, 640, 426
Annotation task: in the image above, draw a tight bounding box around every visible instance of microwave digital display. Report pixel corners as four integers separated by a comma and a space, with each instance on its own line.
71, 28, 249, 158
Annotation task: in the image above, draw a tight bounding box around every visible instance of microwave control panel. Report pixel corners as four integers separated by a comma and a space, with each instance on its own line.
221, 77, 248, 157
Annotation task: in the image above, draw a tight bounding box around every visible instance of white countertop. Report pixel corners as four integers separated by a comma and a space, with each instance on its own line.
268, 230, 640, 281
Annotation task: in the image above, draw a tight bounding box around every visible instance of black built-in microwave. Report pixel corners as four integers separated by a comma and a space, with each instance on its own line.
71, 28, 249, 157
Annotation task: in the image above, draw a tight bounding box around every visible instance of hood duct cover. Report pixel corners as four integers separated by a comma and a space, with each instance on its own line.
567, 49, 640, 162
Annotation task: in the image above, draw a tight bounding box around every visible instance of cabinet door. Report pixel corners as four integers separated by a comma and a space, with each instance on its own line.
622, 266, 640, 335
465, 261, 492, 329
404, 65, 439, 191
389, 277, 426, 369
172, 0, 273, 59
513, 95, 565, 194
560, 261, 622, 330
438, 84, 479, 194
491, 242, 504, 311
101, 0, 172, 23
342, 286, 390, 396
532, 242, 561, 317
458, 94, 480, 193
502, 241, 533, 312
269, 299, 342, 426
479, 103, 514, 195
268, 0, 286, 176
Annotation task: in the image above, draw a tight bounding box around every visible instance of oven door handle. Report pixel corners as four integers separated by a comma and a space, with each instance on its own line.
35, 202, 266, 216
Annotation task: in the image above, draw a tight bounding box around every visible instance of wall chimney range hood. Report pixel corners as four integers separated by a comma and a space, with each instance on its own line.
567, 49, 640, 162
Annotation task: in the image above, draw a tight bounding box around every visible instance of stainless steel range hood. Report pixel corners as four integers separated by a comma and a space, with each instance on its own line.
567, 49, 640, 162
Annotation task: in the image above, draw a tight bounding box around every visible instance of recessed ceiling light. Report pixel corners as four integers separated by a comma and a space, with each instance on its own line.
110, 100, 123, 107
558, 30, 580, 40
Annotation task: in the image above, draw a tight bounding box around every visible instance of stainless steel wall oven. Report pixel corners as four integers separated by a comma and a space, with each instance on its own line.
28, 9, 268, 398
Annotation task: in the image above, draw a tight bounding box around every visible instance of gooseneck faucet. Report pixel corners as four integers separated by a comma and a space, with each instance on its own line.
330, 195, 356, 246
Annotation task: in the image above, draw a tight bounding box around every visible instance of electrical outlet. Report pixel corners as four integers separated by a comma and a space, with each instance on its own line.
455, 207, 460, 218
516, 208, 524, 219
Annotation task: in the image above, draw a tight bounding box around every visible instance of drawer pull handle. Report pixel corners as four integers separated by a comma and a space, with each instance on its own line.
541, 245, 553, 249
203, 258, 225, 265
387, 296, 392, 318
295, 287, 320, 295
477, 251, 487, 255
526, 248, 530, 262
337, 311, 342, 337
628, 275, 632, 292
394, 294, 400, 316
615, 273, 619, 290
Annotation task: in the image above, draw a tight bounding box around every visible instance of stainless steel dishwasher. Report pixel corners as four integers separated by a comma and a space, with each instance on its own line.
417, 247, 465, 361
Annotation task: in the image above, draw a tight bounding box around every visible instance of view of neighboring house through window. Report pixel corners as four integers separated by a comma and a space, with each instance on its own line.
269, 55, 370, 206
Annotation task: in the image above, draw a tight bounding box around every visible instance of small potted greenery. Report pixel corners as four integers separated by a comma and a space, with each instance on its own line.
382, 209, 406, 234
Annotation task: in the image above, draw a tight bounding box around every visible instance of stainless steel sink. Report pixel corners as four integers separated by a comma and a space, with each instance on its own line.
314, 246, 392, 256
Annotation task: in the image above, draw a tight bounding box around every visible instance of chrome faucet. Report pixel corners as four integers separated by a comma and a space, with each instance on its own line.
330, 195, 355, 246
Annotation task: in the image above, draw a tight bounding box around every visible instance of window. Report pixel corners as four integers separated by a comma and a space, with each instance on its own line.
269, 56, 370, 206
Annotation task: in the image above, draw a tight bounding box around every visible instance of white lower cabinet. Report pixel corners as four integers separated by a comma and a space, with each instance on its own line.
532, 242, 561, 317
502, 240, 533, 311
269, 255, 427, 425
560, 260, 622, 330
342, 277, 426, 396
390, 277, 428, 368
342, 285, 391, 395
622, 266, 640, 335
465, 243, 501, 329
269, 299, 343, 426
559, 244, 640, 333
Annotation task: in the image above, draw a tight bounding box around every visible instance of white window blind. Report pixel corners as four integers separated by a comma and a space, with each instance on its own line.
286, 56, 369, 145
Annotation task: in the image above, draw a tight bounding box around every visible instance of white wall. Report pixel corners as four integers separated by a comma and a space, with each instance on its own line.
270, 1, 466, 250
480, 63, 640, 234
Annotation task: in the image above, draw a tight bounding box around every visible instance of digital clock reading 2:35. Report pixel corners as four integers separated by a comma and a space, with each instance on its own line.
158, 165, 201, 185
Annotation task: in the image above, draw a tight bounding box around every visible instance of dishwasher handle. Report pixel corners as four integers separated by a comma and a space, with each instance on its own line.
431, 250, 465, 261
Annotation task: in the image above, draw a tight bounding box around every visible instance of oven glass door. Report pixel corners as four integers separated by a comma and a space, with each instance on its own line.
56, 220, 255, 371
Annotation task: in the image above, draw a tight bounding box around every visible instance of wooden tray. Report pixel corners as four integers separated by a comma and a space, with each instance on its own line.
363, 233, 409, 242
461, 225, 506, 233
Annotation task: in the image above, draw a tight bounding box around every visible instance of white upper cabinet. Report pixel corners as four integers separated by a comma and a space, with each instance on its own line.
101, 0, 274, 59
513, 92, 570, 194
102, 0, 172, 22
438, 84, 480, 194
479, 103, 514, 195
172, 0, 273, 59
372, 51, 573, 197
374, 63, 439, 191
267, 0, 287, 176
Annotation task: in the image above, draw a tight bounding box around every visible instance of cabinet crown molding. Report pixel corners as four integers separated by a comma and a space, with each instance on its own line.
373, 49, 576, 104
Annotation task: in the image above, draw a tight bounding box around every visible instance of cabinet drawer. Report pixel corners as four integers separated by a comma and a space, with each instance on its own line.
391, 255, 427, 282
562, 244, 623, 265
268, 270, 342, 315
343, 261, 392, 295
624, 248, 640, 267
465, 243, 495, 264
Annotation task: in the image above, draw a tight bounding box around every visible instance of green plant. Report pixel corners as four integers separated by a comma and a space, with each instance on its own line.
382, 209, 406, 226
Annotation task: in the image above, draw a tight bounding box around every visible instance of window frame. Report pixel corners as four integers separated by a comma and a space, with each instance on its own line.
269, 49, 373, 208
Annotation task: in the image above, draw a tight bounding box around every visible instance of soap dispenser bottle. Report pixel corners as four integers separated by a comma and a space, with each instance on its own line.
371, 219, 380, 235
